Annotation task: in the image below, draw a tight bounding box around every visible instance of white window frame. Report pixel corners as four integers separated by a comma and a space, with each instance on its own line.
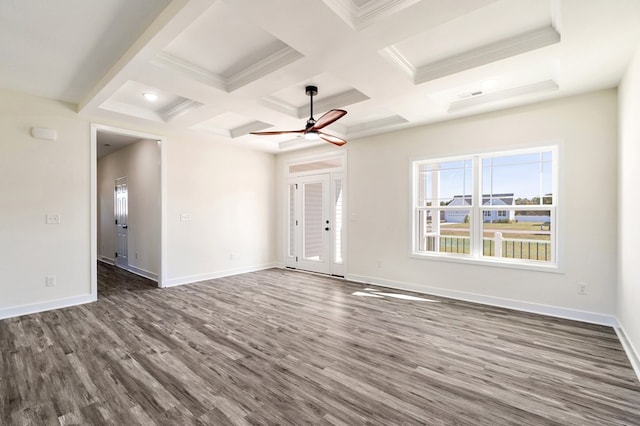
411, 145, 561, 273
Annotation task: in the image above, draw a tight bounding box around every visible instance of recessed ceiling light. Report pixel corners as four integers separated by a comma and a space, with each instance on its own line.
142, 92, 158, 102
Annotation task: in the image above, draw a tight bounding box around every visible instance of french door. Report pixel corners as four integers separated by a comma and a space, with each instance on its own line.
286, 173, 345, 276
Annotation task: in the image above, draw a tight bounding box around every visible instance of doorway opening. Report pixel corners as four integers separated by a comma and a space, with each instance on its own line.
285, 153, 346, 276
91, 124, 165, 299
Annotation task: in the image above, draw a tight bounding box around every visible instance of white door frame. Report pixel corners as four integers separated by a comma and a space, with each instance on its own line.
284, 151, 347, 276
90, 124, 166, 300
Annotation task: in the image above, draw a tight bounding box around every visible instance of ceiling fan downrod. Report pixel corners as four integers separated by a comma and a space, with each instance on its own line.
305, 85, 318, 128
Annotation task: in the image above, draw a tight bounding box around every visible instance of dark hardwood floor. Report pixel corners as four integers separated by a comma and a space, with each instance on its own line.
1, 263, 639, 425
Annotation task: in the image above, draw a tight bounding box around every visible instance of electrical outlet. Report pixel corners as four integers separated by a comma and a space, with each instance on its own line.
377, 259, 382, 268
229, 253, 234, 260
45, 275, 56, 287
578, 282, 588, 295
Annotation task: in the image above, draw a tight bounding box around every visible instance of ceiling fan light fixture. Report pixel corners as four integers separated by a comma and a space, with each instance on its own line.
304, 131, 321, 141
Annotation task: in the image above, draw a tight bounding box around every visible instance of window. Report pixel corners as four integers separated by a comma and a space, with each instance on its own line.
412, 146, 558, 269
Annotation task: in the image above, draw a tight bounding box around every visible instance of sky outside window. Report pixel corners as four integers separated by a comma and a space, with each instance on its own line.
422, 152, 552, 202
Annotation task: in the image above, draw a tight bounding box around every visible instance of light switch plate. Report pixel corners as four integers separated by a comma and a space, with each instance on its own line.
46, 213, 60, 224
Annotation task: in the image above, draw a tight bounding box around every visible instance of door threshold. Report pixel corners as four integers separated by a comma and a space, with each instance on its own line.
284, 267, 345, 279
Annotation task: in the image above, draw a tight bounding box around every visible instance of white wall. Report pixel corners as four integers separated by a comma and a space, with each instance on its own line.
278, 90, 619, 322
618, 44, 640, 369
97, 138, 161, 279
164, 134, 277, 286
0, 88, 277, 316
0, 89, 92, 316
0, 83, 623, 331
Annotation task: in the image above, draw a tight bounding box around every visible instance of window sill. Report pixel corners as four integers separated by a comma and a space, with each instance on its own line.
410, 251, 563, 273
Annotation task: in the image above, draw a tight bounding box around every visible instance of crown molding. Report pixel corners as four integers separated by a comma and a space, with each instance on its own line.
99, 99, 164, 122
260, 96, 299, 118
229, 121, 272, 138
226, 46, 303, 92
296, 89, 370, 118
323, 0, 420, 31
379, 45, 416, 80
357, 0, 421, 29
382, 26, 561, 85
448, 79, 559, 112
415, 26, 561, 84
162, 99, 202, 122
151, 51, 228, 92
346, 115, 408, 135
152, 46, 303, 94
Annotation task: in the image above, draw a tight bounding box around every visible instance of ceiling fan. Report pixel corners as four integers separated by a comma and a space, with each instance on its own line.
250, 85, 347, 146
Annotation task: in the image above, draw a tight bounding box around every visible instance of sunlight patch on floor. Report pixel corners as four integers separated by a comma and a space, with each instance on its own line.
352, 288, 439, 302
352, 291, 384, 298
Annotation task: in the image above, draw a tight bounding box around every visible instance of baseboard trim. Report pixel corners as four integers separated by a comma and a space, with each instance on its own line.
99, 256, 115, 265
164, 263, 279, 287
0, 294, 94, 321
124, 265, 158, 282
346, 273, 618, 327
615, 322, 640, 383
98, 258, 158, 282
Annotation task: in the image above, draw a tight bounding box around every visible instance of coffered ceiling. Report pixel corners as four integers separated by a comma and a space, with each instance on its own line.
2, 0, 640, 152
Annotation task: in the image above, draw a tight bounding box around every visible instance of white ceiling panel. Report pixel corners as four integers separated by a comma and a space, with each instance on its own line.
100, 80, 201, 123
107, 81, 184, 113
0, 0, 170, 103
164, 1, 289, 77
392, 0, 553, 67
2, 0, 640, 152
193, 111, 271, 138
270, 75, 353, 108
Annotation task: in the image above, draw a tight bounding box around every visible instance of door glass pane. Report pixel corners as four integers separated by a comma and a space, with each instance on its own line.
288, 184, 296, 257
303, 182, 323, 261
334, 178, 343, 264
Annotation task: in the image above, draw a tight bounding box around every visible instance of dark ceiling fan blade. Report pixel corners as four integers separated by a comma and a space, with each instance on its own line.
319, 131, 347, 146
250, 130, 304, 136
252, 87, 348, 145
310, 109, 347, 131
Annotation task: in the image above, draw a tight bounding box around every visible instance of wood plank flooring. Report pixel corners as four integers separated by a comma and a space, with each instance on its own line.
1, 264, 639, 425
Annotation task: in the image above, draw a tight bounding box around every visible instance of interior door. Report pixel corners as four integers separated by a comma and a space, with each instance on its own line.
115, 177, 129, 269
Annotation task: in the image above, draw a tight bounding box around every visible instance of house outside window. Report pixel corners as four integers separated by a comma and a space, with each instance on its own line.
412, 146, 558, 270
